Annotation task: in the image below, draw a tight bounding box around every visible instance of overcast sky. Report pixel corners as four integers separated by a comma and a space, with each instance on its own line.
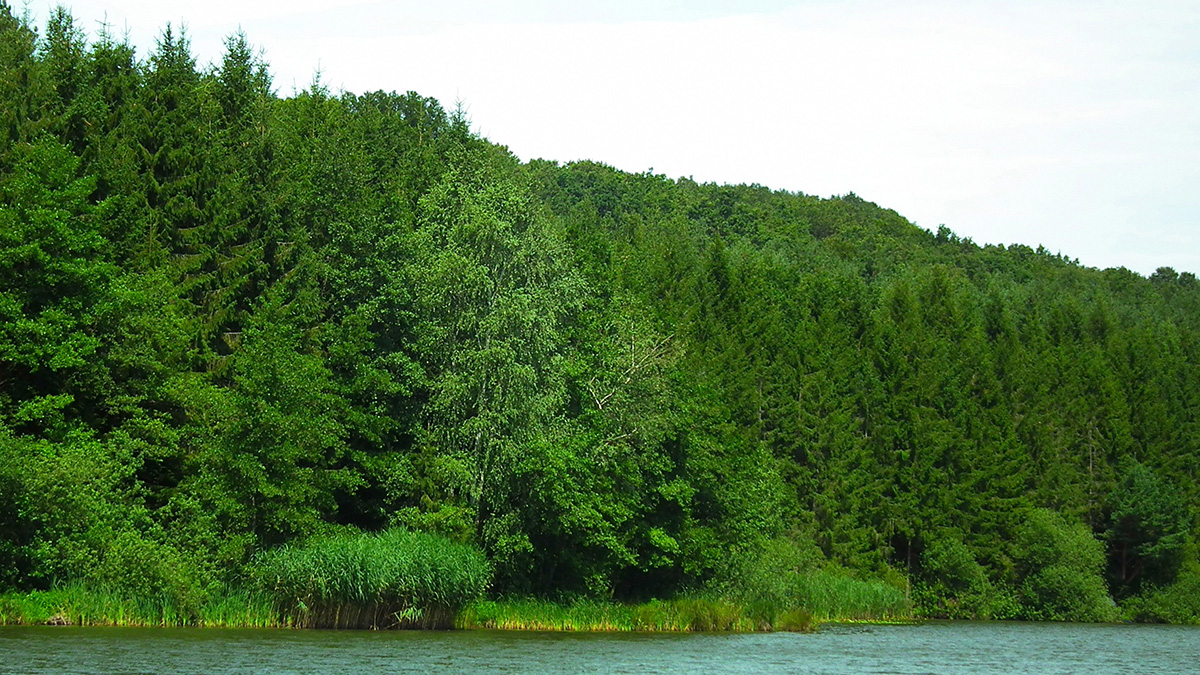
24, 0, 1200, 275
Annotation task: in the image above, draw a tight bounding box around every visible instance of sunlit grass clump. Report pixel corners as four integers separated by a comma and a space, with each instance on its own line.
456, 595, 814, 632
457, 598, 636, 631
254, 528, 491, 629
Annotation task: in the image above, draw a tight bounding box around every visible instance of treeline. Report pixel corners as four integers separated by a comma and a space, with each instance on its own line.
2, 5, 1198, 623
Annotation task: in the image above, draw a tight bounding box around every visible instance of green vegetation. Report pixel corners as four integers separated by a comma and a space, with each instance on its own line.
1, 3, 1199, 629
0, 585, 279, 627
253, 529, 491, 628
457, 596, 813, 632
717, 538, 911, 623
1013, 508, 1119, 622
1120, 559, 1200, 625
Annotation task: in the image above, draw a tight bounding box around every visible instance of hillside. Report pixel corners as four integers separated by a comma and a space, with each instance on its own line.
2, 5, 1198, 623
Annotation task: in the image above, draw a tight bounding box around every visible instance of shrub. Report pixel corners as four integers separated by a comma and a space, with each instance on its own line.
717, 536, 910, 623
1121, 558, 1200, 624
918, 537, 994, 619
1013, 509, 1117, 622
1022, 564, 1118, 622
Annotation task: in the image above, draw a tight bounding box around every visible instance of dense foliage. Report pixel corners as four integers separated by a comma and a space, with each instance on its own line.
2, 5, 1198, 623
254, 528, 491, 628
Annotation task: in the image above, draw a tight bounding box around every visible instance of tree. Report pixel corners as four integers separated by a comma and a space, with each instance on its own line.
0, 2, 53, 149
0, 137, 113, 439
1104, 460, 1190, 594
203, 302, 354, 544
410, 139, 582, 587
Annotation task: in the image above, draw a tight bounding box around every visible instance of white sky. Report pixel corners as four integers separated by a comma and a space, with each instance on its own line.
24, 0, 1200, 275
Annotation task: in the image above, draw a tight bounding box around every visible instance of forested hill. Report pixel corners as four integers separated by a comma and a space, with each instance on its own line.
2, 5, 1198, 622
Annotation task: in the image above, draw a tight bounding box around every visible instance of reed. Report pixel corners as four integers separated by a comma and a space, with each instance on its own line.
0, 552, 896, 632
0, 587, 823, 631
0, 586, 159, 627
632, 596, 759, 631
456, 595, 814, 632
719, 538, 912, 625
795, 569, 910, 622
193, 589, 281, 628
254, 528, 491, 629
458, 598, 634, 631
0, 585, 283, 628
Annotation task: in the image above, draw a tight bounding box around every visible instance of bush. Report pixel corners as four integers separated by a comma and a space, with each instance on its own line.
1121, 558, 1200, 624
1022, 564, 1118, 622
0, 432, 209, 613
1013, 509, 1117, 622
254, 528, 491, 628
717, 537, 910, 623
918, 537, 996, 619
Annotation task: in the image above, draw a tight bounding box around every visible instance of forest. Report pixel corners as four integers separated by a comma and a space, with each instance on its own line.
1, 4, 1199, 627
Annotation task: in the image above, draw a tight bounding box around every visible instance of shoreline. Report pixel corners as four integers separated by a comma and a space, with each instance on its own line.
2, 590, 908, 633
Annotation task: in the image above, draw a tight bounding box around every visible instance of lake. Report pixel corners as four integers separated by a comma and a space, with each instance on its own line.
2, 621, 1199, 674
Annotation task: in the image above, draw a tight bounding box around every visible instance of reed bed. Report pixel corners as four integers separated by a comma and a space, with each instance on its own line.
0, 585, 281, 628
456, 596, 814, 632
254, 528, 491, 629
0, 549, 900, 632
193, 589, 283, 628
0, 586, 186, 627
794, 570, 911, 622
458, 598, 636, 631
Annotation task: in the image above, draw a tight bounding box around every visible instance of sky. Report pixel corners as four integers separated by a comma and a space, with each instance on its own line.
21, 0, 1200, 275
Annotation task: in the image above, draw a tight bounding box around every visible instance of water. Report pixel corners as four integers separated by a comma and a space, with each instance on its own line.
2, 622, 1199, 674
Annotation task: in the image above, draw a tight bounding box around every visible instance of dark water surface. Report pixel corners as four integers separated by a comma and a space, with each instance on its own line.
3, 621, 1199, 674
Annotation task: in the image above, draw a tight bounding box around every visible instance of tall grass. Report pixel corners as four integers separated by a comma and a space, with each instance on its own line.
794, 570, 911, 622
0, 534, 902, 632
727, 564, 911, 625
456, 595, 814, 632
253, 528, 491, 629
193, 589, 282, 628
0, 585, 281, 627
458, 598, 637, 631
720, 538, 912, 624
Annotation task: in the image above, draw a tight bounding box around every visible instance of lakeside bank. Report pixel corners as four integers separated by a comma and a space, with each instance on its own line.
0, 584, 918, 633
